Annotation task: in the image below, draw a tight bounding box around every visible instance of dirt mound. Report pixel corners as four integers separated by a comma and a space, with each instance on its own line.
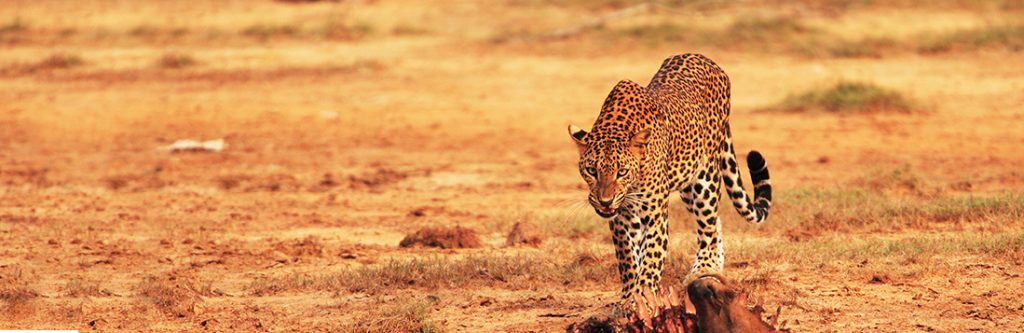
399, 226, 482, 249
506, 222, 544, 247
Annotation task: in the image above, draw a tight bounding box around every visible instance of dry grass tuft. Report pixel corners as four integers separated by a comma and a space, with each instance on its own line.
750, 187, 1024, 241
828, 37, 899, 58
764, 81, 917, 114
400, 226, 482, 249
275, 0, 343, 3
63, 277, 107, 297
354, 297, 441, 333
136, 275, 201, 317
0, 18, 26, 37
318, 20, 374, 41
722, 16, 816, 45
732, 229, 1024, 266
249, 250, 620, 295
919, 24, 1024, 53
33, 53, 84, 71
242, 24, 299, 40
0, 286, 37, 316
854, 165, 930, 196
157, 53, 197, 69
0, 267, 38, 316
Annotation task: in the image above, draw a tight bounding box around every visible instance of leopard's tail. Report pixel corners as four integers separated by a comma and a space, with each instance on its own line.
719, 124, 772, 224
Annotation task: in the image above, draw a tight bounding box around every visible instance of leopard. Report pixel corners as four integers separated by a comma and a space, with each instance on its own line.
568, 53, 773, 306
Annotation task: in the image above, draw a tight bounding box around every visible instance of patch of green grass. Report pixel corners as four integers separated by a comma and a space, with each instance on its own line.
765, 81, 917, 114
886, 193, 1024, 225
732, 230, 1024, 265
919, 24, 1024, 53
758, 186, 1024, 240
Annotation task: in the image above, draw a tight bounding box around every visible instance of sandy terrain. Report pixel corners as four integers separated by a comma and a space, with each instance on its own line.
1, 0, 1023, 332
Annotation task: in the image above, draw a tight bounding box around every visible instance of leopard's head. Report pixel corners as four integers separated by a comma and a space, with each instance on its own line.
568, 124, 650, 218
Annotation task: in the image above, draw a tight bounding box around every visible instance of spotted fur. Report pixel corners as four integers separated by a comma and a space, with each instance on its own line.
568, 53, 773, 305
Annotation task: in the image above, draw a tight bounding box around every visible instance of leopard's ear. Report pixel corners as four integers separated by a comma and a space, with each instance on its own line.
628, 129, 651, 155
568, 124, 588, 154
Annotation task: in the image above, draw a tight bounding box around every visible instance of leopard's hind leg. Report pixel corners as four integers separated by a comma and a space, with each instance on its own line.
682, 160, 724, 282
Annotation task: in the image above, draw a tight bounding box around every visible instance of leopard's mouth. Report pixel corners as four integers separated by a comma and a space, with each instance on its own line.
595, 206, 618, 218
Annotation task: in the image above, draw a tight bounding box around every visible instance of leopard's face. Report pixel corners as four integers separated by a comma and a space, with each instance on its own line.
569, 125, 650, 218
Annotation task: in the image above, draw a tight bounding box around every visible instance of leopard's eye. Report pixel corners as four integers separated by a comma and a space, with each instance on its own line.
617, 168, 629, 178
585, 167, 597, 176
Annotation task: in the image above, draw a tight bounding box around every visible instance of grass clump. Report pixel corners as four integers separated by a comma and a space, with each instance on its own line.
136, 275, 200, 317
157, 53, 197, 69
319, 20, 374, 40
886, 193, 1024, 225
827, 37, 898, 58
919, 25, 1024, 53
249, 251, 617, 295
722, 16, 815, 44
766, 81, 916, 114
612, 23, 691, 46
0, 18, 26, 34
392, 24, 430, 36
242, 24, 299, 40
596, 16, 828, 54
749, 186, 1024, 241
0, 267, 37, 317
854, 165, 929, 195
731, 230, 1024, 267
354, 297, 441, 333
63, 277, 106, 297
35, 53, 84, 70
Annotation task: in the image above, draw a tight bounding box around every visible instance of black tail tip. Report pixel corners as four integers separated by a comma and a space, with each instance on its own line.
747, 151, 766, 171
